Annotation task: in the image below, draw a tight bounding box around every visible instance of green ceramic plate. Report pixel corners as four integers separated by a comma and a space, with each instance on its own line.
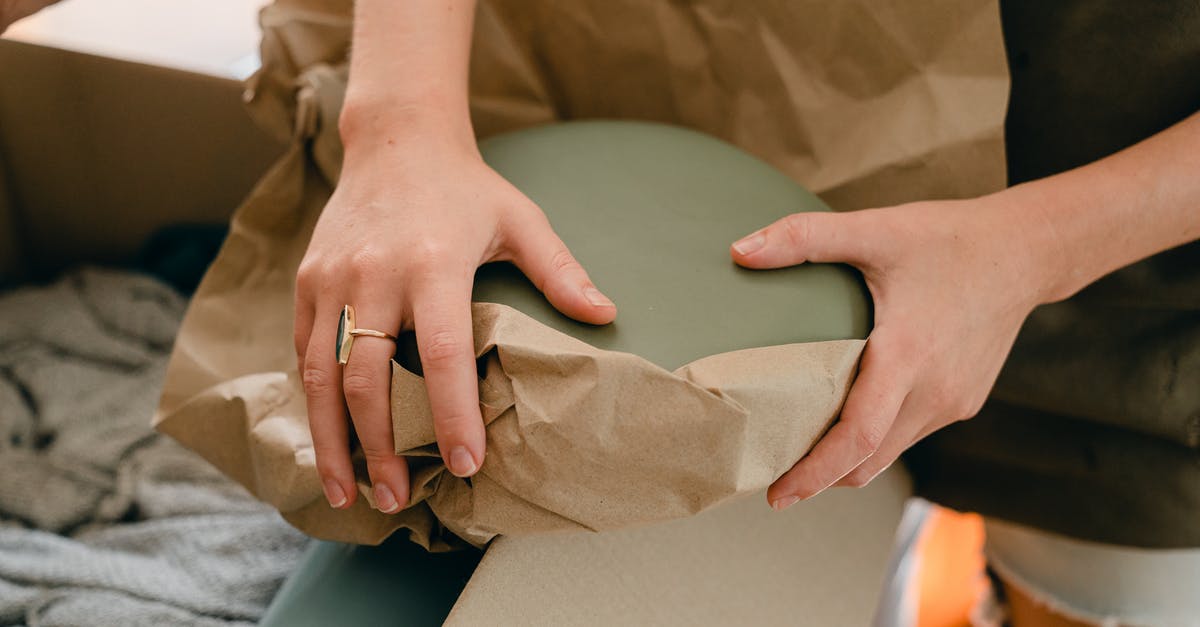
472, 120, 871, 370
264, 121, 872, 627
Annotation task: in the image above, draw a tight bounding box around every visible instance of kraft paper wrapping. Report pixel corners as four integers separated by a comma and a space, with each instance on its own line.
153, 0, 1009, 548
390, 305, 864, 547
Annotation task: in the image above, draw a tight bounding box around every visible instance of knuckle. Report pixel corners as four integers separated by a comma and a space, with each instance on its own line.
302, 365, 338, 395
433, 412, 480, 442
852, 422, 885, 456
315, 469, 342, 489
297, 255, 340, 288
874, 329, 922, 365
295, 258, 326, 287
434, 411, 476, 430
341, 368, 381, 400
780, 213, 812, 249
927, 386, 954, 415
548, 248, 581, 275
346, 246, 386, 279
312, 447, 348, 476
866, 328, 901, 353
926, 374, 955, 410
944, 400, 970, 423
421, 328, 466, 366
793, 478, 826, 500
362, 445, 398, 467
930, 383, 975, 422
841, 468, 874, 488
503, 197, 544, 225
844, 463, 883, 487
409, 240, 452, 274
956, 395, 985, 422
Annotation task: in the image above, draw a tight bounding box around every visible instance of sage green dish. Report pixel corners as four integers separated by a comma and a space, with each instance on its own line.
470, 121, 870, 370
267, 119, 873, 619
262, 120, 870, 627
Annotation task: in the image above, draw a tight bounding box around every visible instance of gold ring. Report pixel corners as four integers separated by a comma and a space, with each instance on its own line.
336, 305, 397, 365
349, 328, 396, 340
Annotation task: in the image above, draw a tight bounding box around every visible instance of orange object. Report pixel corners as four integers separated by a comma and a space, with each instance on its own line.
1002, 579, 1096, 627
916, 507, 987, 627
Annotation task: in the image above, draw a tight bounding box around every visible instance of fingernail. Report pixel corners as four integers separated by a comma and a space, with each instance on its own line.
449, 446, 478, 477
583, 286, 614, 308
771, 495, 800, 511
322, 479, 347, 508
374, 483, 400, 513
732, 232, 766, 255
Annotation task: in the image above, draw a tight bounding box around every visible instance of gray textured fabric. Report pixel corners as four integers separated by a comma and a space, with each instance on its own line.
0, 268, 307, 626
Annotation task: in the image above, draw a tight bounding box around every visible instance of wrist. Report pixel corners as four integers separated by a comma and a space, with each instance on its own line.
338, 95, 478, 162
988, 182, 1093, 305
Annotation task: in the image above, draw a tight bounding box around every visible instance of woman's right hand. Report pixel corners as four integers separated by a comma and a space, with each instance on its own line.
294, 116, 618, 513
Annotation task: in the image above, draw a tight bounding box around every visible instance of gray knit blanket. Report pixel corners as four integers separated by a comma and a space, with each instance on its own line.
0, 268, 308, 627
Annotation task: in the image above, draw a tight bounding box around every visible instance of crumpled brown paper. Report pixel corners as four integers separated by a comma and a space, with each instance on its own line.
389, 304, 863, 546
153, 0, 1008, 548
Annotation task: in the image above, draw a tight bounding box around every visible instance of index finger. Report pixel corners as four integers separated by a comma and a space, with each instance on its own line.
766, 334, 912, 506
411, 278, 485, 477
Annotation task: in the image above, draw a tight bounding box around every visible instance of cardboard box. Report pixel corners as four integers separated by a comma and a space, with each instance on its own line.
0, 0, 281, 281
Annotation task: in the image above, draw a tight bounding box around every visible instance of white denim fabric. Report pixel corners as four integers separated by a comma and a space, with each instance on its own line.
984, 519, 1200, 626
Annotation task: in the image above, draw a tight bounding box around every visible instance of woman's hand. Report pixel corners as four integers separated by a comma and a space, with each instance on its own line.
734, 110, 1200, 510
295, 128, 617, 513
293, 0, 616, 516
731, 194, 1061, 509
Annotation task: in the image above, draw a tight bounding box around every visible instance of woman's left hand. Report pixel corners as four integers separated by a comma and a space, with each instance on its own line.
731, 193, 1063, 510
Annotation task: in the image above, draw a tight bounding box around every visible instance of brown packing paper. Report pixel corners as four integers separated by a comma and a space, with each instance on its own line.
213, 0, 1009, 207
154, 0, 1008, 548
468, 1, 1009, 210
391, 304, 863, 546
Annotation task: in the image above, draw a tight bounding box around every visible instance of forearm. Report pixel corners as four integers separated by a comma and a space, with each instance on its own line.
1005, 111, 1200, 303
339, 0, 477, 157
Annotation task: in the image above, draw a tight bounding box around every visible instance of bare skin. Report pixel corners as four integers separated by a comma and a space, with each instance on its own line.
294, 0, 615, 513
735, 111, 1200, 509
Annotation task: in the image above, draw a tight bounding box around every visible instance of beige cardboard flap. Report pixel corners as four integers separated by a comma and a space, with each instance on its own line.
446, 466, 913, 626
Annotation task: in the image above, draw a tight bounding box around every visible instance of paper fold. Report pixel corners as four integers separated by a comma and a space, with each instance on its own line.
389, 302, 865, 546
158, 299, 864, 548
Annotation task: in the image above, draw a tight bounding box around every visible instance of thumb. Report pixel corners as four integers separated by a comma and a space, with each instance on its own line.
731, 210, 870, 269
506, 206, 618, 326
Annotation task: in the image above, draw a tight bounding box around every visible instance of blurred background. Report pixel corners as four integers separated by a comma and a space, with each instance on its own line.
5, 0, 267, 78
